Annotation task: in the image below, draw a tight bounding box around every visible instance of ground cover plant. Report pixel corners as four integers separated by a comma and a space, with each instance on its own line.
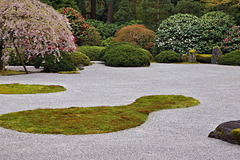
0, 84, 66, 94
0, 69, 25, 76
0, 95, 199, 135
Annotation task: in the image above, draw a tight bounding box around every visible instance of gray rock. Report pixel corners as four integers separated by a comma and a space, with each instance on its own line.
187, 51, 196, 63
77, 64, 84, 70
211, 46, 223, 64
208, 120, 240, 144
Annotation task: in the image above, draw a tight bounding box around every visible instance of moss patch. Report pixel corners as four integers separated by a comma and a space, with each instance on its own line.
0, 69, 25, 76
231, 128, 240, 144
58, 71, 79, 74
0, 95, 199, 135
0, 83, 66, 94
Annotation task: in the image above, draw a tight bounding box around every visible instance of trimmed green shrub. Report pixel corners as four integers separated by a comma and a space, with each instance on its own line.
220, 26, 240, 54
103, 43, 150, 67
77, 46, 106, 61
155, 51, 182, 63
59, 7, 89, 46
199, 11, 236, 54
195, 54, 212, 63
139, 48, 154, 62
85, 26, 102, 46
153, 14, 201, 56
70, 51, 90, 66
219, 50, 240, 66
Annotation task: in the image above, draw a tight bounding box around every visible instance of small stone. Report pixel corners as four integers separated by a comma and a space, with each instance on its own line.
181, 54, 188, 62
77, 64, 84, 70
208, 120, 240, 145
211, 46, 223, 64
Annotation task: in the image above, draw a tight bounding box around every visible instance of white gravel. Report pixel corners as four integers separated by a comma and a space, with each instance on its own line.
1, 62, 240, 160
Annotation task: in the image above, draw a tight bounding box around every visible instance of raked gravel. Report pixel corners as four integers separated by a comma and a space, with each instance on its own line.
1, 62, 240, 160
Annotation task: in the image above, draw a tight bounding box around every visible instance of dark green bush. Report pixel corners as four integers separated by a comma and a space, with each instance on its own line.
219, 50, 240, 66
7, 48, 28, 66
100, 37, 115, 47
70, 51, 90, 66
77, 46, 106, 61
155, 51, 182, 63
103, 43, 150, 67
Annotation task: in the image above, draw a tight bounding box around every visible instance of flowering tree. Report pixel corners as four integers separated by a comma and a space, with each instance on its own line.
0, 0, 77, 74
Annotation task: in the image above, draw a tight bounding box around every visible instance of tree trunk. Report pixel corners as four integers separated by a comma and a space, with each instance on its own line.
79, 0, 86, 18
91, 0, 96, 19
157, 0, 160, 26
13, 42, 28, 74
0, 41, 3, 70
107, 1, 114, 23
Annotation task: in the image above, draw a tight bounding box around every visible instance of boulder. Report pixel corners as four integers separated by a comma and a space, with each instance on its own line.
211, 46, 223, 64
208, 120, 240, 145
187, 50, 197, 63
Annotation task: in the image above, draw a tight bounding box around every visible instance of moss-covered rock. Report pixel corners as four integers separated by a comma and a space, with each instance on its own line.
208, 120, 240, 145
196, 54, 212, 63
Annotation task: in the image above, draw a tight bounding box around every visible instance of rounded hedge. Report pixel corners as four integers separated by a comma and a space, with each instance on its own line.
155, 51, 182, 63
103, 43, 150, 67
219, 50, 240, 66
70, 51, 90, 66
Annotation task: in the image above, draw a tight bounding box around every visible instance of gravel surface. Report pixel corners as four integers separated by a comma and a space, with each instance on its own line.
1, 62, 240, 160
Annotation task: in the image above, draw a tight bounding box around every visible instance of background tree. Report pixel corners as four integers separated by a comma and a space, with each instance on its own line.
174, 0, 206, 17
114, 0, 135, 23
40, 0, 79, 10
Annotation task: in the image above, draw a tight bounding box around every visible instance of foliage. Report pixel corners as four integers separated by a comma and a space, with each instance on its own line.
42, 51, 76, 72
199, 11, 236, 54
195, 54, 212, 63
59, 7, 89, 46
70, 51, 91, 66
114, 0, 135, 23
77, 46, 106, 61
0, 83, 66, 94
113, 24, 155, 50
103, 43, 150, 67
139, 48, 154, 62
6, 48, 28, 66
155, 50, 182, 63
100, 37, 115, 47
0, 95, 199, 134
85, 26, 102, 46
220, 26, 240, 54
86, 19, 142, 39
219, 50, 240, 66
173, 0, 205, 17
152, 14, 201, 55
136, 0, 174, 30
0, 0, 76, 64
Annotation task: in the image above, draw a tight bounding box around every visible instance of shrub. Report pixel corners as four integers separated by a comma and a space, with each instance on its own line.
195, 54, 212, 63
219, 50, 240, 66
220, 26, 240, 54
100, 37, 115, 47
86, 19, 142, 39
77, 46, 106, 61
199, 11, 236, 54
6, 48, 28, 66
59, 7, 89, 46
155, 51, 182, 63
103, 43, 150, 67
85, 26, 102, 46
113, 24, 155, 50
139, 48, 154, 62
70, 51, 90, 66
152, 14, 201, 56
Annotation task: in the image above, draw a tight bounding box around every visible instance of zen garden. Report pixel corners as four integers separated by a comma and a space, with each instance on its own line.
0, 0, 240, 159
